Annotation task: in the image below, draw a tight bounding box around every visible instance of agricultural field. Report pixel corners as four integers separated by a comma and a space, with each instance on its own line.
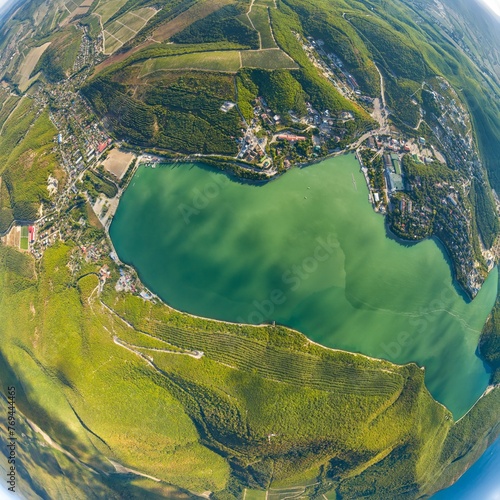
143, 322, 404, 396
16, 42, 51, 91
60, 0, 94, 27
249, 5, 276, 49
254, 0, 276, 6
137, 48, 297, 75
241, 48, 297, 69
94, 0, 129, 24
0, 95, 21, 134
244, 489, 267, 500
140, 51, 242, 74
152, 0, 234, 41
103, 7, 158, 54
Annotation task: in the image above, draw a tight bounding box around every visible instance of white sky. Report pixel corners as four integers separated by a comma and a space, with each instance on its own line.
481, 0, 500, 16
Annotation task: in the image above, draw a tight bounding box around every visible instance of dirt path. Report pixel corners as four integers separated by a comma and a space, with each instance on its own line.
246, 0, 262, 49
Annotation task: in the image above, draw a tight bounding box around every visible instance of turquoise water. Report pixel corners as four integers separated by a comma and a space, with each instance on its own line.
110, 155, 497, 418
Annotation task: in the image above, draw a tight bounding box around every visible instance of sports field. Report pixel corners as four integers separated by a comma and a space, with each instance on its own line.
20, 226, 29, 250
102, 149, 135, 179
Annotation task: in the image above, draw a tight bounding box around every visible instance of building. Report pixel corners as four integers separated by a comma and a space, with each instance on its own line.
390, 153, 402, 174
277, 134, 307, 142
387, 172, 404, 192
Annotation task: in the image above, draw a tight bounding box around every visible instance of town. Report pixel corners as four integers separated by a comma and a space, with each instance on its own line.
0, 25, 496, 300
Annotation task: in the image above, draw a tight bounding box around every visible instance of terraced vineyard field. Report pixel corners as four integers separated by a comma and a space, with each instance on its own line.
254, 0, 276, 6
94, 0, 129, 24
249, 6, 276, 49
104, 7, 157, 54
241, 48, 297, 69
0, 96, 20, 131
148, 323, 405, 396
140, 51, 242, 74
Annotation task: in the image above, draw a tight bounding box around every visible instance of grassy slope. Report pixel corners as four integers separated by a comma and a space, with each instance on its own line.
33, 26, 82, 81
0, 99, 59, 224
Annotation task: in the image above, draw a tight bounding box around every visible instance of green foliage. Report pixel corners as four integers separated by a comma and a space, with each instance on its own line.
283, 0, 379, 95
82, 78, 156, 144
251, 69, 306, 114
470, 178, 499, 249
81, 170, 118, 199
0, 245, 35, 292
479, 275, 500, 377
33, 27, 81, 82
102, 288, 477, 495
0, 98, 38, 167
269, 5, 373, 127
80, 14, 102, 40
0, 109, 57, 222
83, 72, 241, 155
0, 177, 14, 233
0, 95, 20, 131
385, 77, 422, 127
172, 5, 259, 49
236, 70, 259, 122
347, 14, 426, 82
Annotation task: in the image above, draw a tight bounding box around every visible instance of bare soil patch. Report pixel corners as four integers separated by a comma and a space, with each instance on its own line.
18, 43, 51, 89
102, 149, 135, 179
1, 225, 20, 248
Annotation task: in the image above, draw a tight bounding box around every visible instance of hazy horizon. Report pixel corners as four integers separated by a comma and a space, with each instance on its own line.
480, 0, 500, 16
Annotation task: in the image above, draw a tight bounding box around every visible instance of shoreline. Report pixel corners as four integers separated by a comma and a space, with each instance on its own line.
384, 222, 476, 303
103, 156, 494, 420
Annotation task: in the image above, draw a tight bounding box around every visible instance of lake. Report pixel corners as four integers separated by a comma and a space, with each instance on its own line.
109, 154, 498, 418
